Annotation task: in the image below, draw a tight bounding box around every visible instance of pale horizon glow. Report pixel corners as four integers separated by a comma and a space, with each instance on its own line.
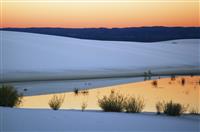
1, 0, 200, 28
1, 0, 199, 3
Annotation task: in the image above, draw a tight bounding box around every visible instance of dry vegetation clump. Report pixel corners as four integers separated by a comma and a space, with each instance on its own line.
163, 101, 188, 116
81, 102, 87, 112
98, 91, 145, 113
0, 85, 23, 107
49, 94, 65, 110
98, 91, 126, 112
124, 96, 145, 113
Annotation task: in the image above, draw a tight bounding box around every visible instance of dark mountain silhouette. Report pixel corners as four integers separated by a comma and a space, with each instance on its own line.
1, 27, 200, 42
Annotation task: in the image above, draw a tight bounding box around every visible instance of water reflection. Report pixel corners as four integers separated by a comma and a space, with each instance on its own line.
21, 76, 199, 112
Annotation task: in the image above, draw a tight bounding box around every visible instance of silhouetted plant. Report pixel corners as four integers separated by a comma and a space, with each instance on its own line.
189, 107, 199, 115
74, 88, 79, 96
111, 89, 115, 94
48, 94, 65, 110
163, 101, 188, 116
98, 91, 125, 112
155, 101, 164, 114
0, 85, 23, 107
152, 80, 158, 87
81, 89, 89, 96
124, 96, 145, 113
81, 102, 87, 112
181, 78, 185, 86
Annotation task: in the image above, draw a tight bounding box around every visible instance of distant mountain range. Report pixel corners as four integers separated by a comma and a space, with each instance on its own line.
1, 27, 200, 42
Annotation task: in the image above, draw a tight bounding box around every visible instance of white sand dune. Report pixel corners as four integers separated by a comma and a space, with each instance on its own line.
1, 107, 199, 132
0, 31, 199, 95
1, 31, 199, 82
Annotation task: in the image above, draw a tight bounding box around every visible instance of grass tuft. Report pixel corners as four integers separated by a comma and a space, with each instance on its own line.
0, 85, 23, 107
98, 91, 125, 112
163, 101, 188, 116
124, 96, 145, 113
48, 94, 65, 110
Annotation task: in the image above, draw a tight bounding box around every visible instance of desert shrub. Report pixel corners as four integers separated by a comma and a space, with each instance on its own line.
0, 85, 23, 107
155, 101, 164, 114
163, 101, 188, 116
189, 107, 199, 115
81, 89, 89, 96
81, 102, 87, 112
98, 91, 125, 112
181, 78, 185, 86
152, 80, 158, 87
124, 96, 145, 113
48, 94, 65, 110
74, 88, 79, 95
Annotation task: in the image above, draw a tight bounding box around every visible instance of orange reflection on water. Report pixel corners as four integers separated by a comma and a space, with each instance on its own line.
21, 76, 200, 112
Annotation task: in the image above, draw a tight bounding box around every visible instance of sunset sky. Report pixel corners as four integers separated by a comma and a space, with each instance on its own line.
1, 0, 199, 28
